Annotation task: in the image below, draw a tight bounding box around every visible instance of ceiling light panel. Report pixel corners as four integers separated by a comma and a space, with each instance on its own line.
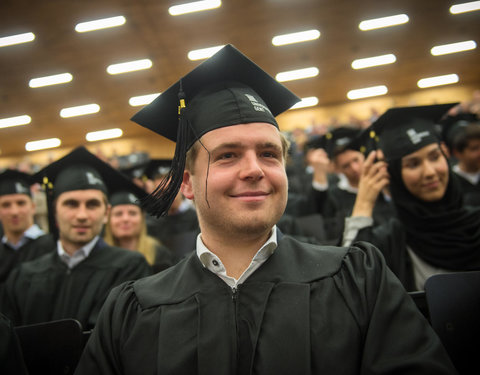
359, 14, 409, 31
86, 128, 123, 142
276, 67, 319, 82
351, 54, 396, 69
25, 138, 61, 152
417, 74, 459, 88
29, 73, 73, 88
347, 85, 388, 100
169, 0, 222, 16
450, 1, 480, 14
430, 40, 477, 56
106, 59, 152, 75
75, 16, 126, 33
290, 97, 319, 109
272, 29, 320, 46
129, 93, 161, 106
0, 32, 35, 47
0, 115, 31, 129
60, 104, 100, 118
188, 45, 225, 60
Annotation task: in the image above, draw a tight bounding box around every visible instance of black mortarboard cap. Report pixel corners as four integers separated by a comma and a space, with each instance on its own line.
130, 44, 300, 217
328, 127, 362, 158
371, 103, 458, 161
347, 127, 379, 157
0, 170, 33, 197
110, 187, 147, 208
144, 159, 172, 180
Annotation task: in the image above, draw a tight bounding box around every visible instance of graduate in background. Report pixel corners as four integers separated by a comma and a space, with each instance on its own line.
343, 104, 480, 291
103, 188, 179, 273
75, 45, 456, 374
0, 169, 54, 283
2, 147, 152, 330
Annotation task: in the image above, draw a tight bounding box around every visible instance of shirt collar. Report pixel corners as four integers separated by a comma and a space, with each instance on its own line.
453, 164, 480, 185
337, 174, 358, 193
57, 235, 99, 269
196, 226, 278, 287
2, 224, 45, 250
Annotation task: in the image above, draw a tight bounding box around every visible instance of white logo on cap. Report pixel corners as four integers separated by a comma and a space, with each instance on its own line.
15, 182, 29, 194
128, 193, 137, 204
86, 172, 104, 186
244, 94, 273, 115
406, 129, 430, 144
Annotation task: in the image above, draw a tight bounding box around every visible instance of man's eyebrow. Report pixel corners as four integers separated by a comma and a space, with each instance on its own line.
210, 142, 243, 153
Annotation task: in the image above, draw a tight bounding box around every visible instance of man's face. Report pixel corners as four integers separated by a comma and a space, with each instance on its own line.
181, 123, 288, 239
455, 138, 480, 173
0, 194, 35, 236
334, 150, 365, 188
55, 189, 109, 251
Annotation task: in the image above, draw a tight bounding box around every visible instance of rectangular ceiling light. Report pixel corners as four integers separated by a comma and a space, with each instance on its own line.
86, 128, 123, 142
75, 16, 126, 33
347, 85, 388, 100
351, 54, 396, 69
25, 138, 61, 152
106, 59, 152, 75
430, 40, 477, 56
188, 45, 225, 60
169, 0, 221, 16
450, 1, 480, 14
0, 115, 31, 129
290, 97, 319, 109
60, 104, 100, 118
359, 14, 409, 31
272, 29, 320, 46
129, 93, 161, 106
417, 74, 459, 88
276, 67, 319, 82
29, 73, 73, 88
0, 32, 35, 47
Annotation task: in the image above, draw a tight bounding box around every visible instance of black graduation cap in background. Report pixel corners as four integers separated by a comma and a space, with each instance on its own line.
347, 127, 379, 157
33, 146, 146, 236
144, 159, 172, 181
439, 112, 479, 151
0, 169, 34, 197
368, 103, 458, 161
130, 44, 300, 217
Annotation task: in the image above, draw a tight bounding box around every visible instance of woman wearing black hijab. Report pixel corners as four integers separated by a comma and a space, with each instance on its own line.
343, 105, 480, 291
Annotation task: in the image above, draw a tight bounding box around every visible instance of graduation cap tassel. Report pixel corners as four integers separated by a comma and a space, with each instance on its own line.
141, 81, 189, 218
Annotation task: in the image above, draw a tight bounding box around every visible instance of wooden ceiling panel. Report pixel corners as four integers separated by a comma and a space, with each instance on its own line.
0, 0, 479, 157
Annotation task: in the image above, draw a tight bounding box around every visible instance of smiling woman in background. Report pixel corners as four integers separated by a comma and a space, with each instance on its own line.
103, 190, 178, 273
343, 104, 480, 291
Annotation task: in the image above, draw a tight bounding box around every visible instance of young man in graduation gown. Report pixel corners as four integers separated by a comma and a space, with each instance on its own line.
0, 170, 54, 284
75, 45, 457, 374
1, 147, 152, 330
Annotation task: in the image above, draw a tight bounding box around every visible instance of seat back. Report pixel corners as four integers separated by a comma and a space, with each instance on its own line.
15, 319, 84, 375
425, 271, 480, 375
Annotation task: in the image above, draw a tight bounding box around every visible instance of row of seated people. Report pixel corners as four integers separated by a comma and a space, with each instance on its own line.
0, 103, 479, 373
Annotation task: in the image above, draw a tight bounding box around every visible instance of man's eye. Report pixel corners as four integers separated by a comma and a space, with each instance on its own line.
220, 153, 235, 159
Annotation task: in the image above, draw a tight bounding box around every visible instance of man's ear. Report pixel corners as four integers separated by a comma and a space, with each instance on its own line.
181, 170, 194, 200
103, 204, 111, 224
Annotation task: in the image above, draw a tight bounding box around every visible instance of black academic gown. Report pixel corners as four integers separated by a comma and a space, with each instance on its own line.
1, 239, 152, 330
0, 233, 55, 283
454, 173, 480, 206
75, 236, 456, 375
147, 208, 200, 257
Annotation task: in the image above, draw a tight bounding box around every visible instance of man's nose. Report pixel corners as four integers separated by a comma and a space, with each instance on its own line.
239, 153, 265, 180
